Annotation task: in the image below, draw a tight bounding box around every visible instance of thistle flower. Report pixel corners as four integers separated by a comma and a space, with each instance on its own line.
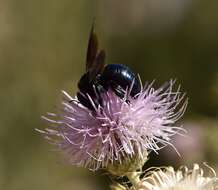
137, 164, 218, 190
39, 80, 187, 171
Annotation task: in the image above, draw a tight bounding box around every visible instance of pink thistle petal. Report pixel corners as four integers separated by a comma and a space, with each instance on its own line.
39, 80, 187, 170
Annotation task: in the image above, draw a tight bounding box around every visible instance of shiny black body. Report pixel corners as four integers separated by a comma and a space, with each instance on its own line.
99, 64, 141, 97
77, 64, 141, 110
76, 24, 141, 110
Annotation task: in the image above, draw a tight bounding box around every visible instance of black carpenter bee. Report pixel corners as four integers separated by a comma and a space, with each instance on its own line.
77, 24, 141, 110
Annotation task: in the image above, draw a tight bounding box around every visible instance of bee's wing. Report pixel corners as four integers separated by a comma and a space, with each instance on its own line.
86, 23, 105, 81
86, 23, 98, 71
88, 49, 105, 81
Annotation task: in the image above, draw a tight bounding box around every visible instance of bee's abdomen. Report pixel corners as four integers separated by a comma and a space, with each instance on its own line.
99, 64, 141, 97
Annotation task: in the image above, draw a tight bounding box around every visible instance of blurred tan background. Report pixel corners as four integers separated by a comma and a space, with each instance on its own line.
0, 0, 218, 189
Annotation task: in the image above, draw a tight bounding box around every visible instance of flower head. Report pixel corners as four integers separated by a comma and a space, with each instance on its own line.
39, 80, 187, 171
139, 164, 218, 190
